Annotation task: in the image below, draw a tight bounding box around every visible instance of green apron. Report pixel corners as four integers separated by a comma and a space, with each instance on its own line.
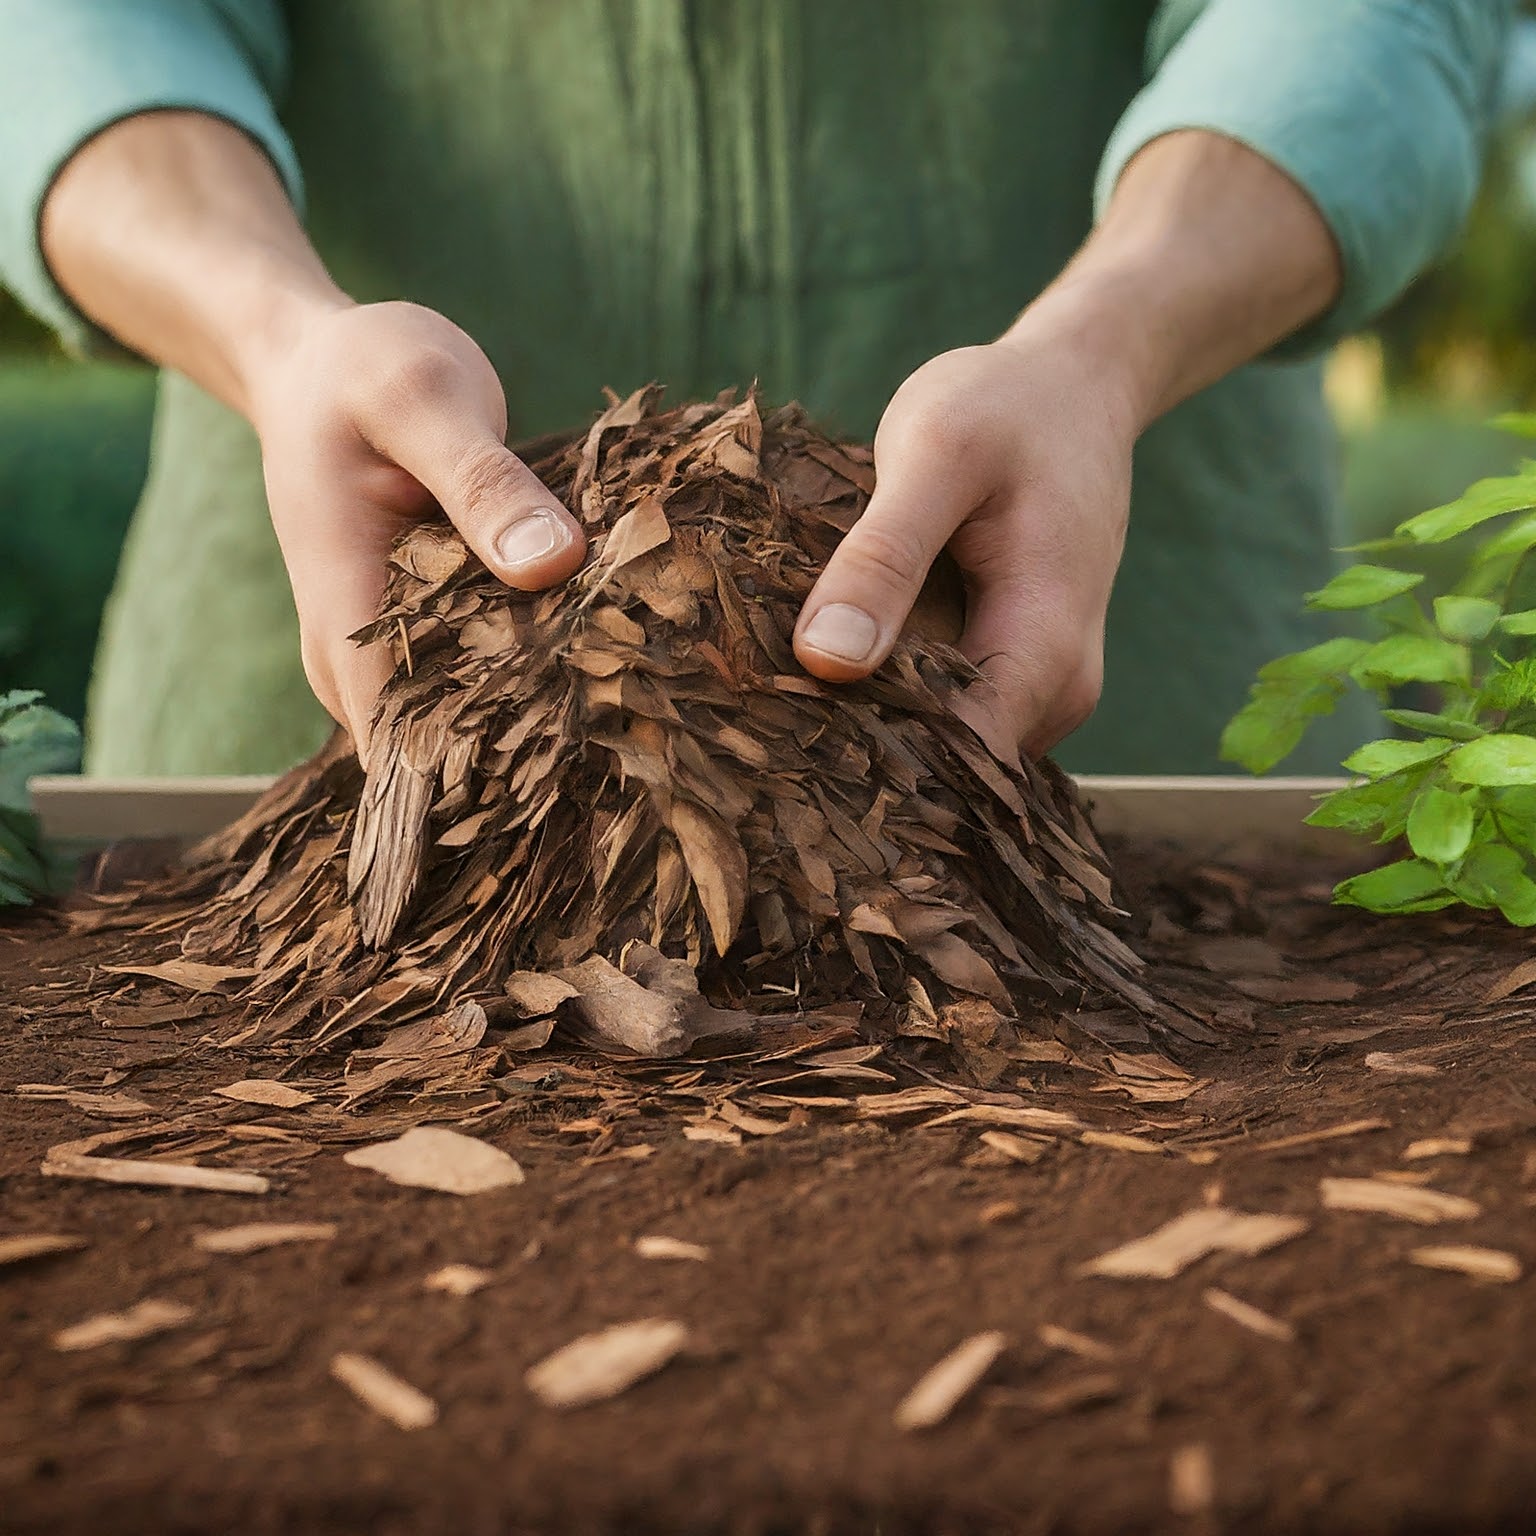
87, 0, 1374, 776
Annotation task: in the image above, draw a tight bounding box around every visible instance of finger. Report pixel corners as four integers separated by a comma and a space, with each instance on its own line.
953, 579, 1105, 764
794, 470, 977, 683
364, 366, 586, 591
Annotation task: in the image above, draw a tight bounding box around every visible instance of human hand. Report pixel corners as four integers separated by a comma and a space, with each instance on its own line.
793, 324, 1138, 764
249, 301, 586, 758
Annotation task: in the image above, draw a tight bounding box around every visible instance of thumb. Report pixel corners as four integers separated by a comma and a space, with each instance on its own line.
403, 430, 587, 592
794, 478, 973, 683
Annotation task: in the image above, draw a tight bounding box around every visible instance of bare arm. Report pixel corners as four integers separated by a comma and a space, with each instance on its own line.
794, 129, 1341, 760
42, 111, 585, 756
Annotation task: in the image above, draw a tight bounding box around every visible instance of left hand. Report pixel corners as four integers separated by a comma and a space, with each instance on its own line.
793, 324, 1140, 763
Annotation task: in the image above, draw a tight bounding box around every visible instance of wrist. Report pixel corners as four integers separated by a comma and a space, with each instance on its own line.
225, 251, 352, 423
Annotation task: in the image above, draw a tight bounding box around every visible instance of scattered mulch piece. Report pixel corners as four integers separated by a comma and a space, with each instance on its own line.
1037, 1324, 1117, 1363
1202, 1286, 1296, 1342
193, 1223, 337, 1255
330, 1352, 438, 1430
1320, 1177, 1482, 1224
0, 1233, 86, 1267
526, 1319, 690, 1410
423, 1264, 495, 1296
1254, 1119, 1392, 1154
53, 1298, 193, 1352
1169, 1443, 1216, 1516
1403, 1136, 1474, 1160
893, 1331, 1008, 1432
1409, 1245, 1523, 1283
41, 1145, 269, 1197
213, 1080, 315, 1108
342, 1127, 524, 1195
1085, 1208, 1308, 1280
634, 1235, 710, 1262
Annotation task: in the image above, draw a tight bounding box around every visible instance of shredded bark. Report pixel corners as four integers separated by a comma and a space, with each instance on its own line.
76, 388, 1165, 1059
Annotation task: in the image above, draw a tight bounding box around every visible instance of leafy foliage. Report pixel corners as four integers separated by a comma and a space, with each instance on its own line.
1223, 418, 1536, 923
0, 690, 79, 907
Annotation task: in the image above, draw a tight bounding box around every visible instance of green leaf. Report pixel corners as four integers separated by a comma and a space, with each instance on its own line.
1444, 733, 1536, 787
1304, 564, 1424, 611
1381, 708, 1484, 741
1396, 464, 1536, 544
1305, 777, 1418, 840
1405, 786, 1476, 865
1448, 842, 1536, 925
1253, 637, 1374, 683
1480, 659, 1536, 712
1433, 595, 1501, 643
1350, 634, 1471, 690
1341, 737, 1454, 779
1465, 507, 1536, 568
1333, 858, 1456, 914
1496, 609, 1536, 636
1492, 412, 1536, 440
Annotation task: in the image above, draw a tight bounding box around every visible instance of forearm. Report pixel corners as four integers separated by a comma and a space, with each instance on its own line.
40, 110, 347, 417
1003, 129, 1341, 432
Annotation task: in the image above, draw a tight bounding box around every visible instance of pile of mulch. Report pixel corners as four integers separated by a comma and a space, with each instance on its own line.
3, 834, 1535, 1535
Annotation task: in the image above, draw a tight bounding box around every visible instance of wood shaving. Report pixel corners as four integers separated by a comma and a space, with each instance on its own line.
1408, 1245, 1522, 1283
1320, 1177, 1481, 1224
1202, 1287, 1295, 1342
1080, 1130, 1165, 1154
979, 1130, 1049, 1164
893, 1331, 1008, 1432
331, 1352, 439, 1429
344, 1126, 524, 1195
1169, 1443, 1216, 1516
42, 1147, 269, 1196
1403, 1137, 1473, 1160
634, 1235, 711, 1262
525, 1319, 689, 1409
1085, 1207, 1308, 1280
213, 1080, 314, 1108
194, 1222, 337, 1254
1255, 1119, 1390, 1153
0, 1233, 86, 1267
54, 1298, 193, 1352
1037, 1324, 1116, 1363
423, 1264, 495, 1295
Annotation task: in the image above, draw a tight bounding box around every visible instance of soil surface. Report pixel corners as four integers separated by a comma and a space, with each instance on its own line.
2, 837, 1534, 1536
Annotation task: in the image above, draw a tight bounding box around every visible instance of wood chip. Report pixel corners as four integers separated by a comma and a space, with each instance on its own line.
213, 1080, 314, 1108
979, 1130, 1049, 1164
893, 1331, 1008, 1432
99, 960, 255, 993
525, 1319, 689, 1409
1169, 1443, 1216, 1516
343, 1126, 524, 1195
1409, 1245, 1523, 1283
1202, 1287, 1295, 1342
634, 1235, 710, 1262
330, 1352, 439, 1429
1320, 1177, 1481, 1224
424, 1263, 495, 1295
1363, 1051, 1439, 1078
1403, 1137, 1473, 1160
1080, 1129, 1165, 1155
42, 1150, 269, 1196
683, 1122, 742, 1147
0, 1233, 87, 1267
923, 1103, 1082, 1135
1085, 1207, 1308, 1280
1255, 1118, 1390, 1153
194, 1222, 336, 1254
1037, 1323, 1115, 1363
1483, 954, 1536, 1003
54, 1298, 193, 1352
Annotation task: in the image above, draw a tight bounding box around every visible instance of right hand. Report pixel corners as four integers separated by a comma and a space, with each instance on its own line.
248, 300, 586, 759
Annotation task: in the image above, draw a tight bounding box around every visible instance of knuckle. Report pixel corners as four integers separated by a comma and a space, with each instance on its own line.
371, 344, 462, 410
450, 442, 529, 521
843, 520, 927, 595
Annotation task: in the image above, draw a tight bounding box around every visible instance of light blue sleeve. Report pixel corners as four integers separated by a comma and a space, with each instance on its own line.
0, 0, 302, 354
1095, 0, 1515, 353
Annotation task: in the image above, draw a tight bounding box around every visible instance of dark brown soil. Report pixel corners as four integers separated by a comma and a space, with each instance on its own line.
3, 837, 1535, 1536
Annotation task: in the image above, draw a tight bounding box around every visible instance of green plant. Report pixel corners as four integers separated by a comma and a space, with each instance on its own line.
1222, 414, 1536, 923
0, 689, 79, 906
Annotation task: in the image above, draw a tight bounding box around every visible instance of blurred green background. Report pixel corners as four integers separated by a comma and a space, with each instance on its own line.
3, 25, 1535, 743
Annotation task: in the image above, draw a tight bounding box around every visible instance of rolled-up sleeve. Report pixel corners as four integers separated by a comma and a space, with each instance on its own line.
1094, 0, 1514, 353
0, 0, 301, 354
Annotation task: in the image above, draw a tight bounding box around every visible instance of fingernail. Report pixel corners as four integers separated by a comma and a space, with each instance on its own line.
800, 603, 879, 664
494, 509, 566, 571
